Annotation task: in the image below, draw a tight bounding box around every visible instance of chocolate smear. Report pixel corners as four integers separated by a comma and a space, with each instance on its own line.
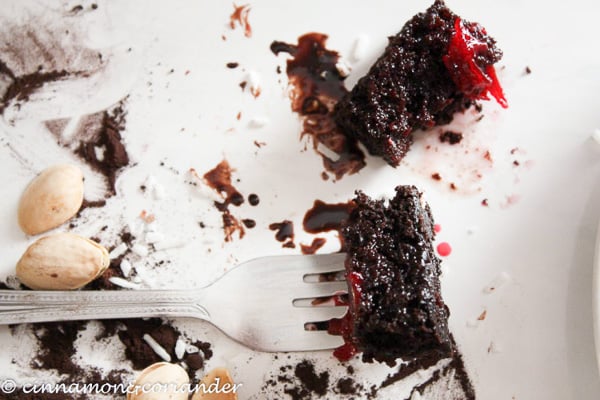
269, 220, 295, 248
201, 159, 246, 241
271, 33, 365, 179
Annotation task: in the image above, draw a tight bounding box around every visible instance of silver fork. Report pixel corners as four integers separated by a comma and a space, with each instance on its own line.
0, 253, 348, 352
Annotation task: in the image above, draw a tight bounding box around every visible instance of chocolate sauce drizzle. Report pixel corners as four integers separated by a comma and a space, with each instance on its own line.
202, 159, 246, 241
271, 33, 365, 180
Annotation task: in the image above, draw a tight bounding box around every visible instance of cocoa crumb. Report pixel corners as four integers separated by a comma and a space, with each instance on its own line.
439, 131, 463, 145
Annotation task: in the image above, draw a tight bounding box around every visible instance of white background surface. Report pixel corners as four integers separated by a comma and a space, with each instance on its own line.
0, 0, 599, 398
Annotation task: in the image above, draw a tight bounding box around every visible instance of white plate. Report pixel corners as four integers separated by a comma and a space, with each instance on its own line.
594, 218, 600, 375
1, 1, 600, 399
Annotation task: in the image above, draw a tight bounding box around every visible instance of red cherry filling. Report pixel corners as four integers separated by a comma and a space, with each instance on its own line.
329, 272, 363, 361
443, 18, 507, 108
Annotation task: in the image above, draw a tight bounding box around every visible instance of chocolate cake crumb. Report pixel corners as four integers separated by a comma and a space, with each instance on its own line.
335, 376, 362, 395
294, 361, 329, 396
32, 321, 87, 376
439, 130, 464, 145
76, 104, 130, 195
272, 360, 330, 400
432, 172, 442, 181
525, 66, 531, 74
100, 318, 212, 378
226, 62, 239, 69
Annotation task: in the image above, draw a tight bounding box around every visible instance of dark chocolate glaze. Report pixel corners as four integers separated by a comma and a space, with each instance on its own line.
302, 199, 354, 234
248, 193, 260, 206
300, 237, 326, 255
271, 33, 365, 179
269, 220, 295, 248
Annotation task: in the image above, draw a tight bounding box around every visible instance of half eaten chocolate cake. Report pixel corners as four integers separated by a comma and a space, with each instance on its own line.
329, 186, 451, 365
333, 0, 506, 167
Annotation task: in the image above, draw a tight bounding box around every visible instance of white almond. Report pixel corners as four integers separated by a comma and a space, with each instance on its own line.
128, 362, 189, 400
18, 164, 84, 235
192, 367, 238, 400
16, 233, 110, 290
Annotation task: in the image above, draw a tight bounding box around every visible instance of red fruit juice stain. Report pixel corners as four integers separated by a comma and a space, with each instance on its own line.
437, 242, 452, 257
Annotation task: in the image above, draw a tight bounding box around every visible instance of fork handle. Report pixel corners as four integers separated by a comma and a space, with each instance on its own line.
0, 289, 210, 325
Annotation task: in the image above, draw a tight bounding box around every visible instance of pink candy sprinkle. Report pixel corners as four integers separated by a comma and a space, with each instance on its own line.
434, 224, 442, 233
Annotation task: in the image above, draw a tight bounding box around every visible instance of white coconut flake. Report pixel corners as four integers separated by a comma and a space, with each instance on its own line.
483, 272, 511, 294
109, 243, 128, 259
128, 220, 145, 237
94, 146, 105, 162
488, 341, 503, 354
186, 344, 199, 354
143, 334, 171, 362
153, 240, 186, 251
592, 129, 600, 145
175, 338, 186, 360
145, 231, 164, 244
131, 243, 149, 257
410, 389, 422, 400
316, 143, 340, 162
245, 70, 261, 97
180, 361, 189, 370
119, 259, 133, 277
61, 115, 82, 140
335, 59, 351, 77
152, 182, 166, 200
248, 116, 269, 128
108, 276, 141, 290
144, 175, 166, 200
351, 34, 369, 62
465, 319, 480, 328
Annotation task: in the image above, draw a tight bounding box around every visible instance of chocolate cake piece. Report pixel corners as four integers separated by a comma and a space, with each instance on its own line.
334, 0, 506, 167
330, 186, 451, 365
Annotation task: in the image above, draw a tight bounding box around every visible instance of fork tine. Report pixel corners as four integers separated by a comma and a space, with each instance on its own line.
291, 330, 345, 351
295, 281, 348, 299
267, 253, 346, 276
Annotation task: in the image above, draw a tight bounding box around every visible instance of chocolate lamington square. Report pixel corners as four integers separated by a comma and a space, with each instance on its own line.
339, 186, 451, 365
334, 0, 505, 166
